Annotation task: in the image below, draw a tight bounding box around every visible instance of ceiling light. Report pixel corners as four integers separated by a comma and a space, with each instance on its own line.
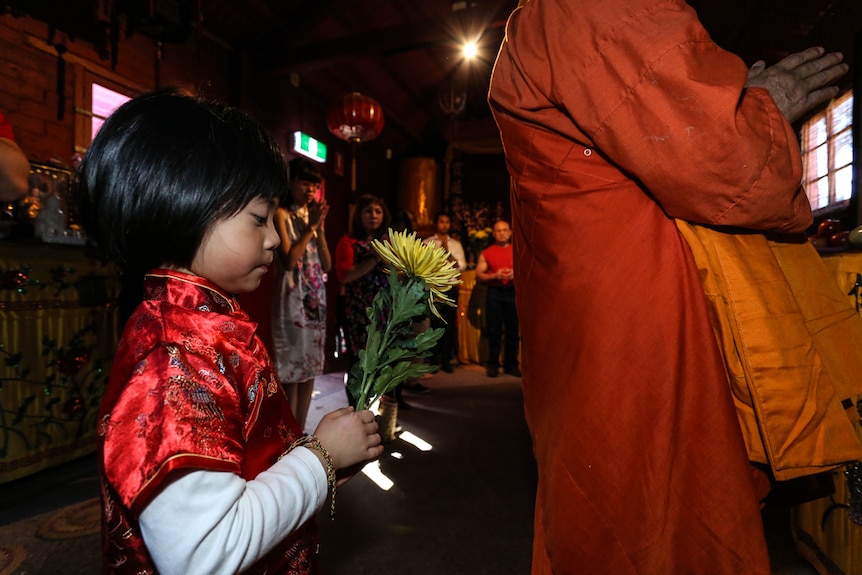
462, 41, 478, 60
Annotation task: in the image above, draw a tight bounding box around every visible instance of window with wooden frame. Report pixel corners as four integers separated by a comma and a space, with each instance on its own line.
73, 68, 134, 154
800, 90, 854, 215
90, 83, 131, 141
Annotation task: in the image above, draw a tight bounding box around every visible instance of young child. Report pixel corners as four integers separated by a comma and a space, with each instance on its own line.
76, 88, 383, 575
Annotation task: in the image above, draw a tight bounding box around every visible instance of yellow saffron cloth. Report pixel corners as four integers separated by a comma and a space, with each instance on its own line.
676, 221, 862, 480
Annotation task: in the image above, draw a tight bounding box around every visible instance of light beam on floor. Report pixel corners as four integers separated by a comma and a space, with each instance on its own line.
398, 431, 433, 451
361, 460, 394, 490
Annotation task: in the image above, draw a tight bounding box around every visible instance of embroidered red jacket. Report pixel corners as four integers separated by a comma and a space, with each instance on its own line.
99, 269, 317, 574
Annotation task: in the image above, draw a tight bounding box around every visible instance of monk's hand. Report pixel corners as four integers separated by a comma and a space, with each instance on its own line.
744, 46, 848, 123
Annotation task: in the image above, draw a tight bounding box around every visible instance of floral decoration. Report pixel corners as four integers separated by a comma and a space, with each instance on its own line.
450, 199, 507, 265
468, 227, 494, 255
347, 229, 461, 409
1, 268, 32, 292
0, 321, 107, 457
0, 250, 119, 480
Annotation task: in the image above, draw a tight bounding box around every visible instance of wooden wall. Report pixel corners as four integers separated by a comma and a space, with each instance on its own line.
0, 9, 404, 372
0, 11, 238, 163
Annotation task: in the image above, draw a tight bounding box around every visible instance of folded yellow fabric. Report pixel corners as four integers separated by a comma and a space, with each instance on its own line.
676, 221, 862, 480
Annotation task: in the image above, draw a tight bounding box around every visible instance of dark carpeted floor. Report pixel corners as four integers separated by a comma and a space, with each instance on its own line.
0, 365, 536, 575
314, 367, 536, 575
0, 365, 818, 574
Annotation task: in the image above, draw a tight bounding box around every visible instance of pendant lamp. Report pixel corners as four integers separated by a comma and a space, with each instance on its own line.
326, 92, 385, 191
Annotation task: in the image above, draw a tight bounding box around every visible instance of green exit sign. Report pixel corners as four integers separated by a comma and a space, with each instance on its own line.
293, 131, 327, 163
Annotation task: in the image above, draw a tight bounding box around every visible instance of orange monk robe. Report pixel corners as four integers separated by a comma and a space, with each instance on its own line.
676, 224, 862, 479
489, 0, 819, 573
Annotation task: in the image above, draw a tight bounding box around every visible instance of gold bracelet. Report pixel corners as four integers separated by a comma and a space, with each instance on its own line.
280, 434, 338, 518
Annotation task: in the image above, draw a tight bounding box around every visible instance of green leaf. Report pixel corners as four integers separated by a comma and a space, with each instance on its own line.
346, 366, 364, 400
349, 350, 376, 406
390, 282, 426, 322
379, 346, 414, 365
350, 268, 454, 409
360, 330, 382, 374
4, 352, 22, 367
404, 362, 440, 379
414, 327, 445, 351
372, 365, 394, 392
13, 395, 36, 425
370, 360, 437, 400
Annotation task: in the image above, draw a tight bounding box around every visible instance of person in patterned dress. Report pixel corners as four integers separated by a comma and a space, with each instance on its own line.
334, 194, 391, 406
272, 158, 331, 432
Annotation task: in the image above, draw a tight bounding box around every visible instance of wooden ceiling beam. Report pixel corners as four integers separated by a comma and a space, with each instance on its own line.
263, 3, 507, 74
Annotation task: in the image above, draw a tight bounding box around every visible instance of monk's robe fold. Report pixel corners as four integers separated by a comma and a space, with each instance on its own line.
676, 222, 862, 480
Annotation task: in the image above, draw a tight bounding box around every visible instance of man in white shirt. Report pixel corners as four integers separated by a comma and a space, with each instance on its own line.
423, 211, 466, 373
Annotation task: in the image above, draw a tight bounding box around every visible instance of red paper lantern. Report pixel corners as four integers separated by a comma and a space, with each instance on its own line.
326, 92, 385, 143
327, 93, 385, 191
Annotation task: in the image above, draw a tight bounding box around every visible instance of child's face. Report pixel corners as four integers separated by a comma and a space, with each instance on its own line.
188, 197, 280, 294
290, 178, 320, 207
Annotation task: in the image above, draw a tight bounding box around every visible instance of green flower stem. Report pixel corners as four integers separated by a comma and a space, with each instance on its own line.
356, 278, 418, 410
351, 270, 449, 411
357, 313, 397, 410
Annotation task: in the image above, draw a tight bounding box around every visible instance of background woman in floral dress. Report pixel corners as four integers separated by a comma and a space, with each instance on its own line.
334, 194, 391, 406
272, 158, 331, 432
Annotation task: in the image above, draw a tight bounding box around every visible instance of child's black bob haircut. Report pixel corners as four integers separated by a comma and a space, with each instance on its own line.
75, 87, 289, 273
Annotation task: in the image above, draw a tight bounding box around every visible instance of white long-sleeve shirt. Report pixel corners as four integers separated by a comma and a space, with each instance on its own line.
424, 234, 467, 272
139, 446, 327, 575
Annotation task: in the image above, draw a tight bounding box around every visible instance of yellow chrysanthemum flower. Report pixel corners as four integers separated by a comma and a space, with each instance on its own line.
372, 228, 462, 320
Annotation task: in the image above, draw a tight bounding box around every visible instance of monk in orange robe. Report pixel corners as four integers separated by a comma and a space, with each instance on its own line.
488, 0, 852, 573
